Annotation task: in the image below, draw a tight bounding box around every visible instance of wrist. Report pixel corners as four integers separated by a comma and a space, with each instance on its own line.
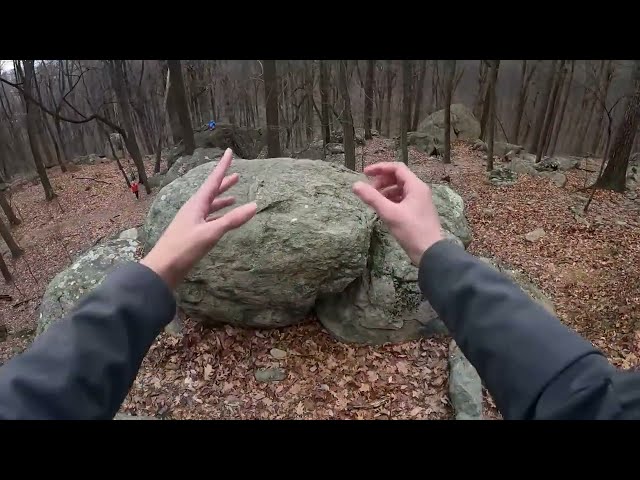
140, 250, 182, 290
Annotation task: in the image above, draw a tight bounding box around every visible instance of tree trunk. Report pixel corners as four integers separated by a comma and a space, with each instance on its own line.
513, 60, 537, 144
384, 60, 393, 137
167, 61, 195, 156
0, 252, 11, 283
549, 60, 575, 155
536, 61, 565, 163
305, 61, 315, 142
443, 60, 457, 164
0, 215, 23, 258
400, 60, 411, 165
529, 60, 558, 153
166, 67, 183, 145
364, 59, 375, 140
0, 191, 20, 226
479, 82, 491, 140
21, 60, 56, 201
597, 61, 640, 192
574, 60, 605, 155
263, 60, 281, 158
108, 60, 150, 193
486, 60, 501, 171
590, 60, 614, 155
338, 61, 356, 170
319, 60, 331, 146
411, 60, 428, 132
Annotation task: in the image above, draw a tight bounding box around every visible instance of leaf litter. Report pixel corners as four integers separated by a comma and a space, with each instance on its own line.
1, 140, 638, 420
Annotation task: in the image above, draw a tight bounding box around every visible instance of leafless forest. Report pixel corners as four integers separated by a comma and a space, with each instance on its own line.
0, 59, 638, 420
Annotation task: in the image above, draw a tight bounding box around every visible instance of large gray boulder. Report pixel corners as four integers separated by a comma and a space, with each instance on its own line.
162, 148, 227, 188
166, 124, 264, 167
316, 224, 462, 344
407, 131, 444, 156
37, 238, 140, 335
144, 158, 377, 328
430, 184, 472, 247
493, 142, 523, 157
417, 104, 481, 143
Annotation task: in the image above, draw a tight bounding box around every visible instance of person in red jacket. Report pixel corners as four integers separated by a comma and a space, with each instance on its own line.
130, 180, 139, 199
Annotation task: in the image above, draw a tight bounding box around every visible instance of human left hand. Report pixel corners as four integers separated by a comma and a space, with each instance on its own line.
141, 148, 257, 289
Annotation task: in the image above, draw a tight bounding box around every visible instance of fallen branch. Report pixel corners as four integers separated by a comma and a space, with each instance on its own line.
73, 177, 111, 185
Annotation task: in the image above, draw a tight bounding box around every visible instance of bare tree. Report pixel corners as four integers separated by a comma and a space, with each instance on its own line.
21, 60, 56, 201
319, 60, 331, 147
108, 60, 150, 193
400, 60, 411, 165
589, 60, 615, 155
573, 60, 606, 154
529, 60, 558, 153
364, 60, 375, 139
549, 60, 575, 155
263, 60, 281, 158
338, 61, 356, 170
0, 252, 11, 283
167, 61, 195, 156
512, 60, 537, 144
597, 60, 640, 192
486, 60, 501, 171
536, 60, 565, 163
0, 215, 23, 258
443, 60, 457, 164
384, 60, 395, 137
0, 190, 20, 226
411, 60, 428, 132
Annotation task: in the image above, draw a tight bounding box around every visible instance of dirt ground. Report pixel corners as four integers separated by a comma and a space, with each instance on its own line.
1, 141, 639, 419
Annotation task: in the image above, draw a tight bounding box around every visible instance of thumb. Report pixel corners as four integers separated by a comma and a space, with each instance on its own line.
353, 181, 396, 221
207, 202, 258, 243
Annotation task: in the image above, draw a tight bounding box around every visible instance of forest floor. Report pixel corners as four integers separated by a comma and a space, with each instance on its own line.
1, 139, 639, 420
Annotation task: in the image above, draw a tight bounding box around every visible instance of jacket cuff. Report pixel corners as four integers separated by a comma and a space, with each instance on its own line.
103, 262, 177, 328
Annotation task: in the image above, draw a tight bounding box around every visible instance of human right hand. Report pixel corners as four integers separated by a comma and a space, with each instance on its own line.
352, 162, 444, 266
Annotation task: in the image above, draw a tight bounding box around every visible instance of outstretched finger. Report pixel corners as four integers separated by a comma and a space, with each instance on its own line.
209, 196, 236, 216
380, 184, 404, 202
196, 148, 234, 204
208, 202, 258, 242
218, 173, 239, 195
352, 181, 397, 221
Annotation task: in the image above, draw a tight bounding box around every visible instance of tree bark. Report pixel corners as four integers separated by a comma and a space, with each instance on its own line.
536, 61, 565, 163
21, 60, 56, 201
400, 60, 411, 165
0, 215, 23, 258
443, 60, 457, 164
338, 61, 356, 170
167, 61, 195, 156
0, 252, 11, 283
384, 60, 394, 137
549, 60, 575, 156
0, 191, 20, 226
411, 60, 428, 132
597, 60, 640, 192
590, 60, 614, 155
512, 60, 537, 144
574, 60, 605, 155
319, 60, 331, 146
486, 60, 501, 171
108, 60, 150, 193
305, 61, 315, 142
263, 60, 281, 158
364, 59, 375, 140
529, 60, 558, 153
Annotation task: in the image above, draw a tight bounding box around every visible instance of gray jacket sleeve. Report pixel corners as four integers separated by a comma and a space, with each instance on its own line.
418, 240, 640, 420
0, 262, 176, 420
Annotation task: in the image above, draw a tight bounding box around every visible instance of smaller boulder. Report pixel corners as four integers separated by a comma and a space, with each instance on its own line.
487, 167, 518, 187
471, 139, 488, 152
509, 157, 539, 176
525, 228, 545, 243
325, 143, 345, 155
255, 367, 287, 383
493, 142, 523, 157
